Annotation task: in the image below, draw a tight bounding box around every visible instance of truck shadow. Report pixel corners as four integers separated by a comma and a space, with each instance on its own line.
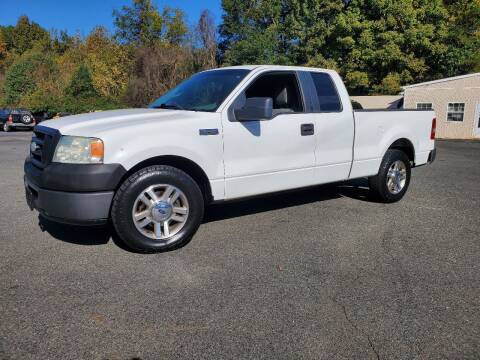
203, 178, 374, 223
38, 216, 112, 246
37, 178, 374, 250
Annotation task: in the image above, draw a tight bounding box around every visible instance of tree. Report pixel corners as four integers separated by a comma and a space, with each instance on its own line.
163, 7, 188, 45
219, 0, 291, 65
219, 0, 479, 95
113, 0, 164, 45
9, 16, 50, 54
196, 10, 217, 68
65, 64, 98, 98
50, 30, 75, 54
0, 32, 7, 60
84, 27, 132, 98
124, 44, 195, 106
4, 60, 34, 104
113, 0, 188, 46
441, 0, 480, 75
4, 52, 56, 104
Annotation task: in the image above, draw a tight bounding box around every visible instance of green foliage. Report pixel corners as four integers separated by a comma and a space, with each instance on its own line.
113, 0, 188, 46
220, 0, 480, 94
4, 59, 35, 103
0, 0, 479, 113
61, 95, 121, 114
5, 16, 50, 54
65, 64, 98, 98
4, 52, 56, 104
83, 27, 132, 98
0, 5, 212, 113
220, 0, 292, 65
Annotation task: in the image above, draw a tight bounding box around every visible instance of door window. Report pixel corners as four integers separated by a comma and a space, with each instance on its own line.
245, 72, 304, 115
309, 72, 342, 112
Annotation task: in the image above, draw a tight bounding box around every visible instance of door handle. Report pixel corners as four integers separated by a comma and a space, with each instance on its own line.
301, 123, 314, 136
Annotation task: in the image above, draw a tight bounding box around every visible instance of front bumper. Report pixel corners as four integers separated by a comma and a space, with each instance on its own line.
24, 158, 126, 225
25, 178, 113, 225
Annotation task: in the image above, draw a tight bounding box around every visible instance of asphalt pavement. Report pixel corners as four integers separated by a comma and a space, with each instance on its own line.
0, 130, 479, 359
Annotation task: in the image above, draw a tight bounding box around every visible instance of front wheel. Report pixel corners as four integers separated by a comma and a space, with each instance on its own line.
368, 149, 411, 203
111, 165, 204, 252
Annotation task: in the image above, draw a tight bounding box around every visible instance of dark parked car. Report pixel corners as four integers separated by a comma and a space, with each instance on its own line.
32, 111, 54, 124
0, 108, 36, 132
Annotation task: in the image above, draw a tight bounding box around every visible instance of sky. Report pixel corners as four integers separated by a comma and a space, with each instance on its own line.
0, 0, 223, 37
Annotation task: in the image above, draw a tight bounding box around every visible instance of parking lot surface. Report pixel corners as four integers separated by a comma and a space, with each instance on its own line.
0, 130, 479, 359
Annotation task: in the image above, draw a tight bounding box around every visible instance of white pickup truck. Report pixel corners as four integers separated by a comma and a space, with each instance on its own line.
24, 65, 436, 252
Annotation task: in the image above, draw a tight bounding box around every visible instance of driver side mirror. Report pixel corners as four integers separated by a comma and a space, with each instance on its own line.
234, 97, 273, 121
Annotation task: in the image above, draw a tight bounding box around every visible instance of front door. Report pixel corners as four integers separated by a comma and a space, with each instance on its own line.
221, 71, 316, 199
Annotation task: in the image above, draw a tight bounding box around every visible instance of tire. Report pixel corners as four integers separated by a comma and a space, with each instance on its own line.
368, 149, 411, 203
3, 122, 10, 132
21, 114, 32, 125
111, 165, 204, 252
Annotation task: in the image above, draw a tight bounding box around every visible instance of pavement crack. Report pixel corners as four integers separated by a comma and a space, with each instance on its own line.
339, 302, 381, 360
329, 269, 381, 360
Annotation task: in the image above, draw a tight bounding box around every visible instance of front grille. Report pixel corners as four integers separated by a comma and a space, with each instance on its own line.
30, 126, 60, 169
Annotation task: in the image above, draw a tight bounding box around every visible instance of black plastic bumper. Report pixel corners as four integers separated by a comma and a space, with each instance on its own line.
24, 158, 126, 192
428, 148, 436, 163
25, 178, 113, 225
24, 159, 126, 225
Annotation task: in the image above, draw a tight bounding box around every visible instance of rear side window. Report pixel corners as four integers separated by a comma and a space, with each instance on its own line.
310, 72, 342, 112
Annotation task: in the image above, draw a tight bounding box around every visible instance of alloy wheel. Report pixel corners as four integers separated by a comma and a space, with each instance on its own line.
132, 184, 189, 241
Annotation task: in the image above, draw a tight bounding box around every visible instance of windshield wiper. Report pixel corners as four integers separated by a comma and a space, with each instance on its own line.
152, 102, 184, 110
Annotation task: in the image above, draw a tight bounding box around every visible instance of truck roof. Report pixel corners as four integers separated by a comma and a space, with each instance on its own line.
206, 65, 335, 73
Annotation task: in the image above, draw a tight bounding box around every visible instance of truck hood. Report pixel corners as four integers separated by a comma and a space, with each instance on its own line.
39, 108, 205, 137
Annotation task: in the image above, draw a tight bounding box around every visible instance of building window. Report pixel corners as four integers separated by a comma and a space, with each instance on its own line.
417, 103, 433, 110
447, 103, 465, 122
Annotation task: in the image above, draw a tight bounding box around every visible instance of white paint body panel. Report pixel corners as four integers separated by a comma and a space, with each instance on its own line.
311, 71, 355, 184
350, 110, 435, 178
221, 113, 317, 198
41, 109, 226, 199
39, 66, 435, 202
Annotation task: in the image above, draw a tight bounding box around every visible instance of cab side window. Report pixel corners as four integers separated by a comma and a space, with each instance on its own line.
246, 72, 304, 116
309, 72, 342, 112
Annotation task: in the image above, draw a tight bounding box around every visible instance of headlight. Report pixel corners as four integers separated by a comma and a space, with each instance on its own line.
53, 136, 104, 164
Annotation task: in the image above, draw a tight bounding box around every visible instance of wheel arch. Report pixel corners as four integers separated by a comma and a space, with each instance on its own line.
118, 155, 213, 203
387, 138, 415, 164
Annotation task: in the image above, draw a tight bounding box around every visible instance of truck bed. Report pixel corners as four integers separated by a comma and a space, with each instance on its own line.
349, 109, 436, 179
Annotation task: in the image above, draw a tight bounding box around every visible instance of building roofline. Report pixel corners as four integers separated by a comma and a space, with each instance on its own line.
403, 73, 480, 89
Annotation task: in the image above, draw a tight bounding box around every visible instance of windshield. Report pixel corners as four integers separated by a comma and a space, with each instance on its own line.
149, 69, 250, 112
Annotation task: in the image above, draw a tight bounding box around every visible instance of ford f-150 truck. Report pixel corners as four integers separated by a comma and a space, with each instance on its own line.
24, 65, 436, 252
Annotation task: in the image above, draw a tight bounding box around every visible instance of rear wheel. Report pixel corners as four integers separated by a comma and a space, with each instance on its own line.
111, 165, 204, 252
368, 149, 411, 203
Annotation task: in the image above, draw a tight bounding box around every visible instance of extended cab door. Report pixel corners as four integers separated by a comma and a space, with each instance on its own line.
221, 70, 317, 199
300, 71, 354, 184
